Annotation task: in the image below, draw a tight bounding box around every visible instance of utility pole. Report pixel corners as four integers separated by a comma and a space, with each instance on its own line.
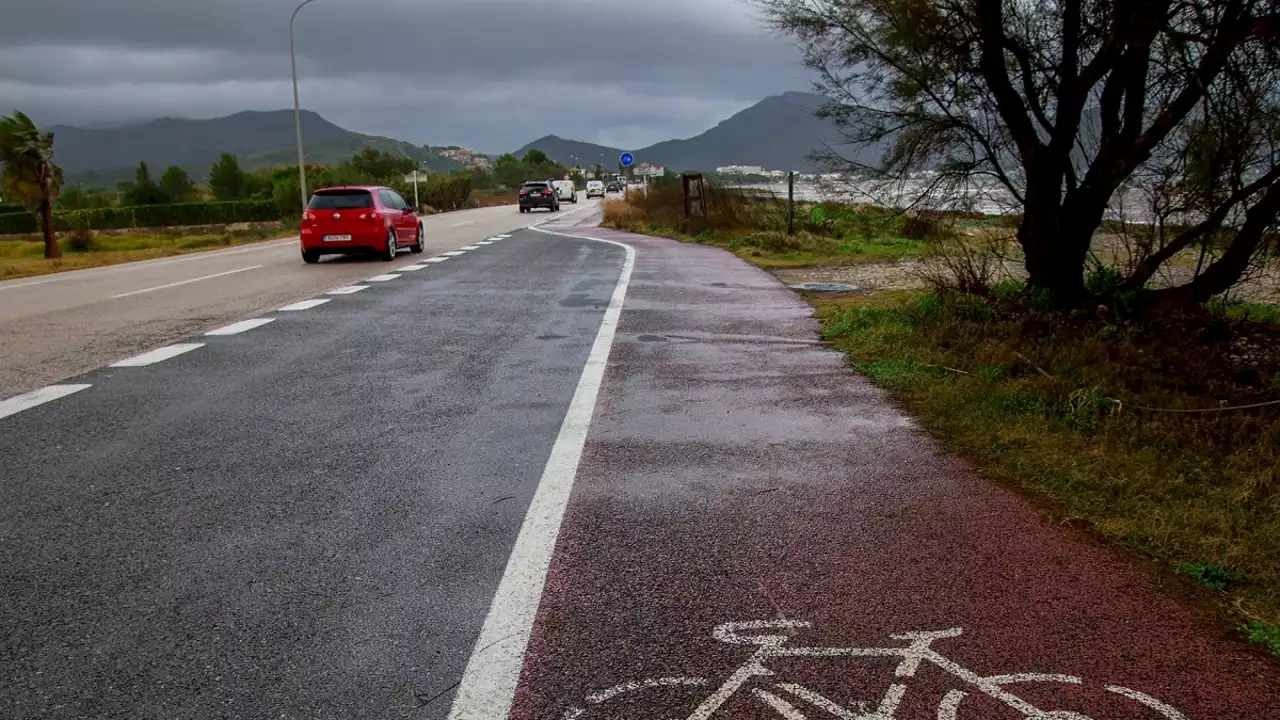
787, 171, 795, 236
290, 0, 319, 214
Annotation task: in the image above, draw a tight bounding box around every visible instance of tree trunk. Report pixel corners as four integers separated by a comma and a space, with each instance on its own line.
1019, 194, 1090, 305
40, 195, 61, 260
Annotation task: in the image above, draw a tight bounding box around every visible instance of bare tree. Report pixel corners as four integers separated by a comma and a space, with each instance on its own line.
758, 0, 1280, 307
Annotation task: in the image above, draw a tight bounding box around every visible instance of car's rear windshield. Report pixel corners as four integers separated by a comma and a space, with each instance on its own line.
523, 182, 548, 189
308, 190, 374, 210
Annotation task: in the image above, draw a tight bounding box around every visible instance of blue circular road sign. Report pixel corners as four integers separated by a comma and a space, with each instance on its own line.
620, 152, 635, 167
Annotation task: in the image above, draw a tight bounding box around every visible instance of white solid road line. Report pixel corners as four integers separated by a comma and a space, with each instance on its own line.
447, 229, 635, 720
110, 265, 264, 299
110, 343, 205, 367
327, 285, 368, 295
279, 299, 331, 311
366, 274, 400, 282
450, 220, 476, 227
424, 257, 450, 263
0, 384, 93, 421
204, 318, 275, 336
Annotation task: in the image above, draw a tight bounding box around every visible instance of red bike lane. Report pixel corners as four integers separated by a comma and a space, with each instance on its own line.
507, 215, 1279, 719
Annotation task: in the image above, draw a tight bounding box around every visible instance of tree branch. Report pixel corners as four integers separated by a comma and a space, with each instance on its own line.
976, 0, 1041, 163
1121, 165, 1280, 290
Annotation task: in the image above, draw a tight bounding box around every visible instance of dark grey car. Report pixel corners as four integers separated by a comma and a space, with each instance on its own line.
518, 181, 560, 213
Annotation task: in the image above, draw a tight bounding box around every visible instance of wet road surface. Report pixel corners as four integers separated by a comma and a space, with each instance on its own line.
488, 212, 1280, 720
0, 223, 625, 719
0, 201, 578, 399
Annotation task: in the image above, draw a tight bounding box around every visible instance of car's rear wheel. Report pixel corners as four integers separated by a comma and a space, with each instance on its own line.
302, 250, 320, 264
410, 224, 425, 253
380, 228, 397, 261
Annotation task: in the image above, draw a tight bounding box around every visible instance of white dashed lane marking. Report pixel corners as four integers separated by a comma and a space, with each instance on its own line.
0, 384, 93, 421
110, 265, 264, 299
279, 299, 331, 311
110, 343, 205, 367
327, 285, 369, 295
398, 265, 427, 272
366, 274, 400, 282
424, 257, 449, 263
442, 251, 467, 257
460, 245, 481, 250
205, 318, 275, 336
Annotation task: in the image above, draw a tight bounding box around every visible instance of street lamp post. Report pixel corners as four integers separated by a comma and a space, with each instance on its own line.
290, 0, 319, 214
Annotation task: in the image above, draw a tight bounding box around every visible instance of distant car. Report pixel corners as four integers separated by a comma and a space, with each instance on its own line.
299, 186, 423, 264
519, 181, 560, 213
552, 179, 577, 204
586, 180, 605, 198
605, 182, 621, 193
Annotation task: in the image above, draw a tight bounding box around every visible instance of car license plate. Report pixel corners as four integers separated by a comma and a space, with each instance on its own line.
324, 234, 351, 242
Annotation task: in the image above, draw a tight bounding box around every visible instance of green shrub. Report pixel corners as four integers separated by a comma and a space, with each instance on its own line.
0, 211, 39, 234
64, 228, 95, 252
1178, 561, 1243, 592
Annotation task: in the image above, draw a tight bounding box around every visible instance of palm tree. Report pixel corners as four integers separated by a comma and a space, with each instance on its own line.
0, 111, 63, 259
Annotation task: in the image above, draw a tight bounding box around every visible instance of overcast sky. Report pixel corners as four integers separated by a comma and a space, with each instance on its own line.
0, 0, 812, 152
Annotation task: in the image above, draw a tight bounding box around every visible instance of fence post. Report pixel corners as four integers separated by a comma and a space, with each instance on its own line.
787, 171, 795, 235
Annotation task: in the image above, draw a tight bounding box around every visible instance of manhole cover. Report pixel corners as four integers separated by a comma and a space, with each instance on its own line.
789, 282, 859, 293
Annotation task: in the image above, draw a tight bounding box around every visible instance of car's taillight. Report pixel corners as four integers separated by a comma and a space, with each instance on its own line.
302, 211, 314, 222
543, 190, 553, 196
519, 190, 529, 196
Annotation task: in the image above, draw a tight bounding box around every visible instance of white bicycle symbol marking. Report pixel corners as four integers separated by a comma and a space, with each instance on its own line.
562, 620, 1187, 719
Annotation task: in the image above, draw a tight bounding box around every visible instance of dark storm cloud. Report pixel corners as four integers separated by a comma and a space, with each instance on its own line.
0, 0, 811, 150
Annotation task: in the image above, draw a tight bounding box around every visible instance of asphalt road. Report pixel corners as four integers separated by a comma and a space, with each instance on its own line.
5, 201, 1278, 720
0, 211, 625, 719
0, 198, 584, 399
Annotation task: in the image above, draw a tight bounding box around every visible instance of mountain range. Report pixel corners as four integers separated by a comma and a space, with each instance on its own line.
514, 92, 883, 172
53, 111, 466, 187
51, 92, 882, 188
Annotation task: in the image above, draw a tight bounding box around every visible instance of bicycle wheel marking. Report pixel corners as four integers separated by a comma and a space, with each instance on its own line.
1104, 685, 1188, 720
586, 676, 709, 704
985, 674, 1082, 686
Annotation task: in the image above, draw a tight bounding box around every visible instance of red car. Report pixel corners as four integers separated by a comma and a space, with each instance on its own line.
299, 186, 424, 263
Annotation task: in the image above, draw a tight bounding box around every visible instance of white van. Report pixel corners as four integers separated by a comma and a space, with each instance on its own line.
586, 180, 605, 198
552, 179, 577, 204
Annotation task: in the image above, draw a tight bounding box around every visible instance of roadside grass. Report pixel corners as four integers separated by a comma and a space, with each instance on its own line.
0, 224, 295, 279
601, 195, 930, 267
811, 288, 1280, 642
